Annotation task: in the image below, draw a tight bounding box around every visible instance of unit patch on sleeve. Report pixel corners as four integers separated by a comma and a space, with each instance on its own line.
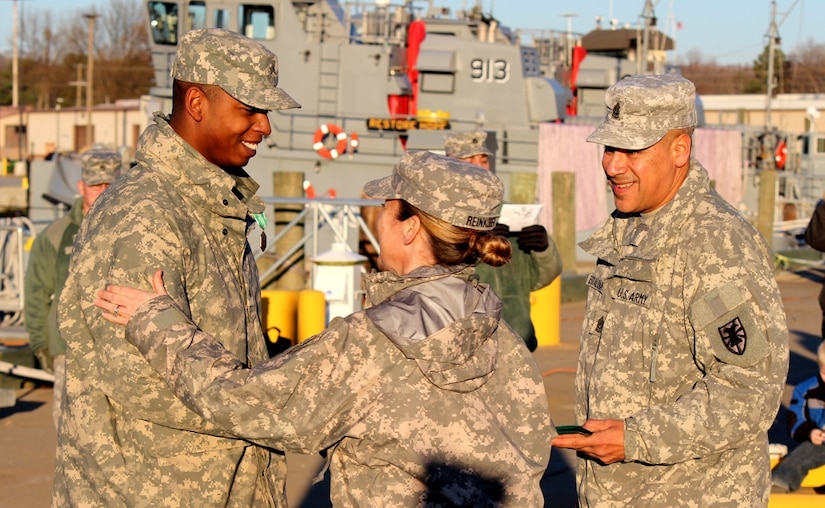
689, 284, 770, 368
719, 317, 746, 355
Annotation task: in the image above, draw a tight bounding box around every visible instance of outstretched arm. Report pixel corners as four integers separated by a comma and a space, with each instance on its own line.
95, 270, 389, 454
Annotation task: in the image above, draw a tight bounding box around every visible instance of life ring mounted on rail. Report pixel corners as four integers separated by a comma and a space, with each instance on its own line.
313, 124, 348, 159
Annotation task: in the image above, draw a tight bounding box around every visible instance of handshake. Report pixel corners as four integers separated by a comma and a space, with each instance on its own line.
491, 223, 549, 253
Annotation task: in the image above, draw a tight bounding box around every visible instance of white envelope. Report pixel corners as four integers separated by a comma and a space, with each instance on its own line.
500, 204, 543, 231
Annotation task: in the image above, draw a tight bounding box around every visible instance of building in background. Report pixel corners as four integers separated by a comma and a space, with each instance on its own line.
0, 96, 156, 164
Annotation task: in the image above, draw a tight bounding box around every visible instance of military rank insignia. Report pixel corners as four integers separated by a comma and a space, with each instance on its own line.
719, 317, 746, 355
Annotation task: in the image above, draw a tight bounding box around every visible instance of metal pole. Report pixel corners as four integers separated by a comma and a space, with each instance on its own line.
84, 13, 98, 149
11, 0, 18, 108
640, 0, 655, 75
55, 97, 63, 153
765, 0, 777, 129
560, 13, 577, 67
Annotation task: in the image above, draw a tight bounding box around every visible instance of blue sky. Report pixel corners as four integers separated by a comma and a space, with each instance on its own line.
1, 0, 822, 66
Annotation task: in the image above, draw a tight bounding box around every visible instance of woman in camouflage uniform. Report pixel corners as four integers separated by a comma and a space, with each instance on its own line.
95, 150, 556, 507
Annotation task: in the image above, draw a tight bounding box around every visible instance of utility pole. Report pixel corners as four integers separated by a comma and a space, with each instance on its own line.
11, 0, 18, 108
764, 0, 800, 130
68, 64, 85, 107
765, 0, 778, 130
84, 12, 98, 149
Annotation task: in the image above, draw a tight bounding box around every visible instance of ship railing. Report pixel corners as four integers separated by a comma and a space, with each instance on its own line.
342, 1, 412, 46
256, 196, 381, 288
0, 219, 31, 327
270, 110, 540, 166
515, 28, 581, 70
771, 171, 825, 251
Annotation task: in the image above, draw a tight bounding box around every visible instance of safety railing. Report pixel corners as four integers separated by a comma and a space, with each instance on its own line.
0, 219, 33, 327
257, 196, 382, 288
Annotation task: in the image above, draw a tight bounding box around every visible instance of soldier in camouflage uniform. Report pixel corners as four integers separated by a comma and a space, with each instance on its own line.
445, 131, 562, 351
95, 151, 556, 507
24, 149, 120, 429
53, 29, 300, 507
551, 74, 789, 506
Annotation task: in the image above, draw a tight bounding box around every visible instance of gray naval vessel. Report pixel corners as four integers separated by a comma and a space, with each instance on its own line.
144, 0, 580, 198
146, 0, 825, 249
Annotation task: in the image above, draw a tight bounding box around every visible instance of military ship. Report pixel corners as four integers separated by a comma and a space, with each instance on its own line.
144, 0, 574, 198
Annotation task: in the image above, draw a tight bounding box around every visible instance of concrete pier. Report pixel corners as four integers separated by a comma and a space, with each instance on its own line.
1, 267, 823, 507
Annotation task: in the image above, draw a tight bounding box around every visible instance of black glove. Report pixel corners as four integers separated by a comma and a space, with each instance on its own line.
516, 224, 549, 253
490, 223, 510, 237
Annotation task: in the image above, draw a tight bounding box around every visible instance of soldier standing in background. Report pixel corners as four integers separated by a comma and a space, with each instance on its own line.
444, 131, 562, 351
24, 148, 121, 429
804, 199, 825, 339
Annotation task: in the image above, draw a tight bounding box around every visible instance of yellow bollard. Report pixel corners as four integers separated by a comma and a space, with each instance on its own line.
260, 290, 298, 344
530, 277, 561, 347
297, 289, 326, 342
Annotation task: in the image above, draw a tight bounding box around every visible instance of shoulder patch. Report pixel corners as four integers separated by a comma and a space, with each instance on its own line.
690, 284, 769, 368
718, 317, 747, 355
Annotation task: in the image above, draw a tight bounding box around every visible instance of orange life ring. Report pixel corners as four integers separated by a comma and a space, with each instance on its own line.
775, 139, 788, 169
348, 132, 359, 155
312, 124, 348, 159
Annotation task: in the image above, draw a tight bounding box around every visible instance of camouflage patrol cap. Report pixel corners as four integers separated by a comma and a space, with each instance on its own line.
172, 28, 301, 111
363, 151, 502, 231
587, 74, 697, 150
444, 130, 495, 159
80, 149, 121, 186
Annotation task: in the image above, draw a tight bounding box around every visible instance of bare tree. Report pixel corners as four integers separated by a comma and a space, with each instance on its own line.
789, 38, 825, 94
7, 0, 152, 109
677, 50, 755, 96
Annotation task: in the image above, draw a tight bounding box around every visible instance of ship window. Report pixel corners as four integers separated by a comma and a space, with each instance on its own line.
186, 1, 206, 30
419, 73, 455, 94
148, 1, 179, 45
240, 5, 275, 40
214, 8, 230, 29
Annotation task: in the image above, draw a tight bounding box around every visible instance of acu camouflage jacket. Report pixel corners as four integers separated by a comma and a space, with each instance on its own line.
125, 263, 555, 507
575, 160, 789, 507
53, 114, 285, 507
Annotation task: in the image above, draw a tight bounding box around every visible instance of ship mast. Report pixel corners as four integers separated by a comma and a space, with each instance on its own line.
637, 0, 660, 75
765, 0, 800, 129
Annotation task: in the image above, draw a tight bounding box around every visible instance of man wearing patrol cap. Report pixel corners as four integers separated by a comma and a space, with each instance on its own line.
54, 29, 299, 506
24, 148, 121, 429
444, 130, 496, 170
551, 74, 789, 506
92, 149, 555, 506
444, 130, 562, 352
